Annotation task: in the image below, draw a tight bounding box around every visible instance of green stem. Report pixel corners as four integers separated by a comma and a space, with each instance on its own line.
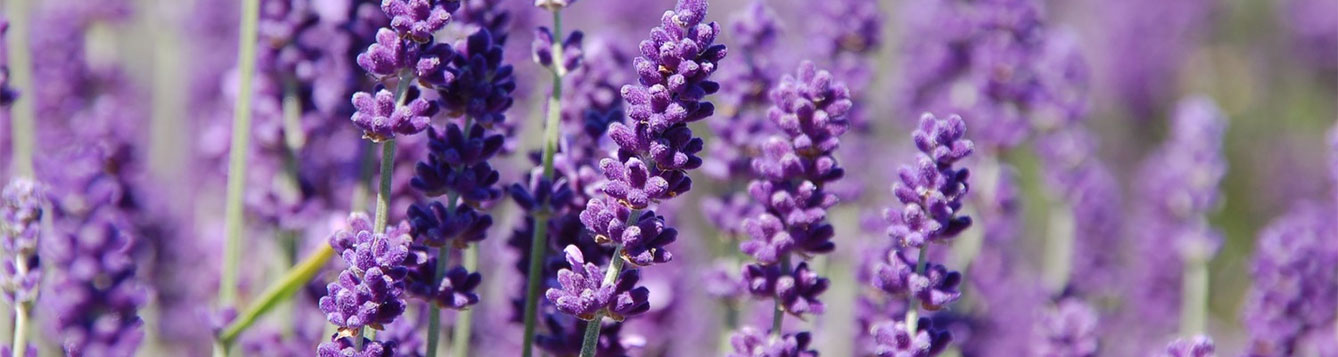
1180, 254, 1209, 336
425, 194, 458, 357
1042, 201, 1074, 295
218, 245, 336, 346
220, 0, 263, 307
451, 245, 479, 357
906, 248, 929, 331
771, 255, 791, 335
11, 256, 29, 357
5, 0, 35, 177
374, 139, 396, 234
521, 9, 568, 357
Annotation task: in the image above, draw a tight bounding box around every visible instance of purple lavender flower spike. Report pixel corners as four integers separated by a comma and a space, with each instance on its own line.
1, 179, 43, 304
776, 262, 829, 316
545, 245, 649, 320
1033, 298, 1100, 357
600, 158, 671, 210
358, 28, 419, 79
350, 86, 437, 142
438, 28, 516, 127
409, 124, 504, 202
870, 318, 952, 357
872, 249, 962, 311
727, 327, 818, 357
1159, 336, 1216, 357
887, 113, 973, 248
533, 27, 583, 72
382, 0, 456, 42
407, 201, 492, 248
318, 213, 413, 331
317, 336, 397, 357
1243, 205, 1337, 356
430, 265, 483, 310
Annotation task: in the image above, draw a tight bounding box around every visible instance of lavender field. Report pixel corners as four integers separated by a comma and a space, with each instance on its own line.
0, 0, 1335, 356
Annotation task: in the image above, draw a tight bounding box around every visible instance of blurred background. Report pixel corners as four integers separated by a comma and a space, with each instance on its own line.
0, 0, 1334, 355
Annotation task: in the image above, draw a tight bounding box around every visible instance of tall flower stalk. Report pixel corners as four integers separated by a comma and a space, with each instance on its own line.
519, 2, 582, 355
543, 0, 725, 355
1, 179, 40, 357
218, 0, 262, 308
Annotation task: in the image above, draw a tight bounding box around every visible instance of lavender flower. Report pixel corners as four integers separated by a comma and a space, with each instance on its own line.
382, 0, 455, 42
886, 114, 974, 249
351, 0, 459, 142
727, 327, 818, 357
1033, 298, 1100, 357
1243, 205, 1338, 356
545, 245, 650, 320
872, 249, 962, 311
1, 179, 42, 304
870, 318, 952, 357
438, 28, 516, 127
350, 86, 438, 142
319, 213, 413, 331
1159, 336, 1216, 357
533, 27, 583, 72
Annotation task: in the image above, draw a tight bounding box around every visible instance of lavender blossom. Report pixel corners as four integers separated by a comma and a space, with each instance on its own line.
727, 327, 818, 357
1094, 0, 1217, 117
1281, 0, 1338, 74
1159, 336, 1216, 357
872, 249, 962, 311
1033, 298, 1100, 357
350, 0, 459, 142
533, 27, 583, 72
870, 318, 952, 357
438, 28, 516, 127
319, 213, 413, 331
886, 114, 974, 249
1, 179, 42, 304
350, 86, 438, 142
545, 245, 650, 320
1243, 205, 1338, 356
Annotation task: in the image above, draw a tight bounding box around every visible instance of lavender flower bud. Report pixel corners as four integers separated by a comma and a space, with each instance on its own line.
1160, 336, 1216, 357
350, 86, 437, 142
357, 28, 420, 79
317, 335, 397, 357
1033, 298, 1100, 357
318, 213, 413, 331
872, 249, 962, 311
381, 0, 457, 42
1, 179, 43, 304
407, 201, 492, 248
1243, 205, 1337, 356
870, 318, 952, 357
886, 113, 973, 248
727, 327, 818, 357
545, 245, 650, 320
438, 28, 516, 126
532, 27, 583, 72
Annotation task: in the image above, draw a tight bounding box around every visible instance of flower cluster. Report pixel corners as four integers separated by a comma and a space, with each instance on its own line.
349, 0, 460, 142
0, 20, 15, 107
1032, 297, 1100, 357
0, 179, 42, 304
1160, 336, 1216, 357
317, 213, 414, 353
727, 327, 818, 357
1242, 205, 1337, 356
870, 318, 952, 357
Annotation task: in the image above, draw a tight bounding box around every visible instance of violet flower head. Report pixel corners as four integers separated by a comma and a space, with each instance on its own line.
0, 20, 14, 107
870, 318, 952, 357
886, 113, 974, 248
872, 249, 962, 311
1032, 298, 1100, 357
1242, 205, 1337, 356
545, 245, 650, 321
382, 0, 457, 42
1160, 336, 1216, 357
316, 336, 397, 357
350, 86, 438, 142
533, 27, 583, 72
776, 262, 829, 316
438, 28, 516, 126
731, 0, 779, 55
318, 213, 413, 331
727, 327, 818, 357
1281, 0, 1338, 74
409, 124, 503, 203
0, 179, 43, 304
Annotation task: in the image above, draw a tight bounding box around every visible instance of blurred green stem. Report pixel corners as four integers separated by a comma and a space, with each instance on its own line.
521, 9, 567, 357
1042, 201, 1074, 295
220, 0, 262, 307
218, 245, 335, 347
451, 244, 479, 356
771, 255, 791, 336
425, 194, 458, 357
906, 247, 929, 331
1180, 254, 1209, 336
5, 0, 35, 177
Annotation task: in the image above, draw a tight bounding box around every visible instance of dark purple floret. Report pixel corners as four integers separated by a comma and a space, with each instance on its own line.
886, 113, 973, 248
316, 335, 397, 357
1160, 336, 1216, 357
358, 28, 421, 79
1033, 298, 1099, 357
410, 126, 503, 203
871, 318, 952, 357
406, 201, 492, 248
428, 265, 483, 310
1, 179, 43, 304
872, 249, 962, 311
47, 212, 146, 357
350, 86, 438, 142
776, 262, 829, 316
533, 27, 583, 72
381, 0, 456, 42
1243, 205, 1337, 356
727, 327, 818, 357
438, 28, 516, 126
759, 61, 852, 181
545, 245, 651, 320
318, 213, 413, 331
536, 314, 642, 357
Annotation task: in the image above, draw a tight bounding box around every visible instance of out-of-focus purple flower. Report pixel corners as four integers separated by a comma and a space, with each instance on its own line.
535, 314, 644, 356
545, 245, 650, 320
727, 327, 818, 357
1093, 0, 1217, 117
870, 318, 952, 357
407, 263, 482, 310
1127, 96, 1227, 337
438, 28, 516, 127
0, 179, 42, 304
350, 86, 438, 142
886, 114, 974, 248
0, 21, 15, 107
1242, 204, 1338, 356
1032, 298, 1099, 357
382, 0, 457, 42
808, 0, 881, 131
534, 0, 577, 11
532, 27, 583, 72
1159, 336, 1216, 357
319, 213, 413, 331
1281, 0, 1338, 74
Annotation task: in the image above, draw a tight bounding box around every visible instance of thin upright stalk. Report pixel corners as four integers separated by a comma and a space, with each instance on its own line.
451, 245, 479, 356
220, 0, 263, 307
1042, 201, 1075, 295
521, 9, 568, 357
577, 210, 641, 357
425, 193, 458, 357
1180, 254, 1209, 336
905, 248, 929, 331
770, 255, 791, 335
5, 0, 35, 177
10, 257, 29, 357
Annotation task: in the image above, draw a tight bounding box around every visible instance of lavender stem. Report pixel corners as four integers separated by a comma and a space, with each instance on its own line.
906, 247, 929, 331
425, 192, 459, 357
450, 244, 479, 357
521, 9, 567, 357
10, 256, 29, 357
1042, 201, 1075, 294
4, 0, 34, 177
1180, 254, 1209, 336
220, 0, 262, 307
771, 254, 791, 336
578, 209, 642, 357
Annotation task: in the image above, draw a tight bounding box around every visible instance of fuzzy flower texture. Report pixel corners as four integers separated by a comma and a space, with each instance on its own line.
317, 213, 413, 356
